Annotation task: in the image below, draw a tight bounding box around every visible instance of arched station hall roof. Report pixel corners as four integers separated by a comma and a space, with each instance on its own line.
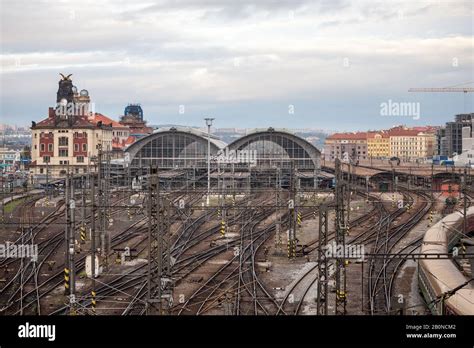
125, 126, 321, 170
226, 127, 321, 169
125, 126, 226, 169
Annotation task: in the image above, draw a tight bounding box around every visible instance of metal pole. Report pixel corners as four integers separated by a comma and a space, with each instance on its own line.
288, 162, 297, 259
146, 170, 159, 314
366, 175, 369, 202
46, 161, 49, 199
1, 167, 4, 232
146, 167, 172, 315
90, 174, 96, 313
98, 145, 103, 257
463, 168, 467, 234
346, 163, 351, 226
208, 129, 210, 205
69, 175, 76, 314
275, 167, 282, 254
431, 163, 434, 198
205, 118, 214, 206
65, 173, 70, 293
335, 158, 347, 315
317, 204, 328, 315
361, 261, 364, 313
97, 145, 108, 270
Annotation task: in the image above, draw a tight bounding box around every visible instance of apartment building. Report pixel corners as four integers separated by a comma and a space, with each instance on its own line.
367, 131, 390, 158
324, 132, 368, 162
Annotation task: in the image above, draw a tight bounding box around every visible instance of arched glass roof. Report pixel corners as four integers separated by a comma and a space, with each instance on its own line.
227, 128, 320, 169
125, 126, 224, 169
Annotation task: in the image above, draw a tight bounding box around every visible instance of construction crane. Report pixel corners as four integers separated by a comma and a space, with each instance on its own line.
409, 83, 474, 112
408, 87, 474, 93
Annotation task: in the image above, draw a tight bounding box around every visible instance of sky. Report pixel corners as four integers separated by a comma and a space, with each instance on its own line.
0, 0, 473, 131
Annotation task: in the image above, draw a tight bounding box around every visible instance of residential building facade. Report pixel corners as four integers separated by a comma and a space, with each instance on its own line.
324, 126, 436, 162
324, 132, 368, 162
0, 148, 20, 172
367, 131, 390, 158
388, 126, 436, 160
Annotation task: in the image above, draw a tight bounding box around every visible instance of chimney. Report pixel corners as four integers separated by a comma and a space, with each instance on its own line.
48, 107, 55, 119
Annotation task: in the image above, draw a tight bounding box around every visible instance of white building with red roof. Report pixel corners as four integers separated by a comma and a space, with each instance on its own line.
30, 74, 131, 178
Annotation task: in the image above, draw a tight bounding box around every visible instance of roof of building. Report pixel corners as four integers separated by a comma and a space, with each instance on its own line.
326, 126, 437, 142
366, 131, 389, 139
411, 126, 438, 133
32, 115, 97, 129
112, 135, 137, 150
129, 126, 153, 135
152, 126, 228, 149
90, 113, 127, 129
326, 132, 368, 140
32, 111, 127, 131
387, 128, 422, 136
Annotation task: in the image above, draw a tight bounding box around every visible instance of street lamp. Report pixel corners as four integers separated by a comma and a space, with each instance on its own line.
205, 118, 214, 206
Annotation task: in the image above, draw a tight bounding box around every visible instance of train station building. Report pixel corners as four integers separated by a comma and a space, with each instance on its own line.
124, 127, 321, 189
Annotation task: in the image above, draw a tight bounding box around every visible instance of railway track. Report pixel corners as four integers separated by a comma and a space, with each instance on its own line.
0, 190, 144, 314
176, 204, 279, 315
48, 191, 230, 315
275, 191, 393, 315
274, 186, 433, 315
3, 176, 458, 317
367, 189, 433, 314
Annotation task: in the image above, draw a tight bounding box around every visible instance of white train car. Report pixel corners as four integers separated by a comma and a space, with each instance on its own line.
418, 207, 474, 315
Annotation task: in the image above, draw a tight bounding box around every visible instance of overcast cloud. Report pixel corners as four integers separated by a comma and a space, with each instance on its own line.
0, 0, 473, 131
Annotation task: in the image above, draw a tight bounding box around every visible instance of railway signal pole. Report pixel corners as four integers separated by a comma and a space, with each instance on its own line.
463, 168, 467, 234
97, 146, 104, 257
335, 159, 347, 315
218, 164, 226, 237
346, 162, 351, 227
275, 167, 283, 255
97, 146, 110, 271
146, 169, 173, 315
287, 163, 297, 259
80, 175, 87, 245
317, 204, 329, 315
205, 117, 214, 206
65, 173, 76, 314
90, 174, 97, 313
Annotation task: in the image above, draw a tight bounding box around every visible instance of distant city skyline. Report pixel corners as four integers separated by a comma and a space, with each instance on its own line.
0, 121, 335, 135
1, 0, 472, 130
0, 120, 443, 135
